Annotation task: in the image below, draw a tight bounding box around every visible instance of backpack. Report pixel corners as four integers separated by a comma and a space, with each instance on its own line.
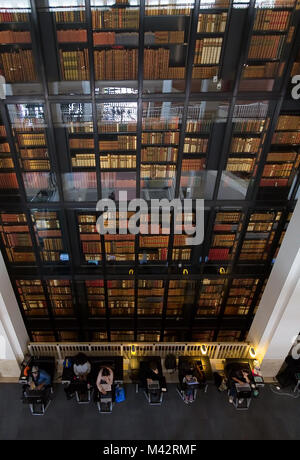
115, 385, 125, 403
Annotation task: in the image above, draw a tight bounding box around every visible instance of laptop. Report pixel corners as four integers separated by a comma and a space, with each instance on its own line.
148, 381, 160, 390
235, 383, 252, 398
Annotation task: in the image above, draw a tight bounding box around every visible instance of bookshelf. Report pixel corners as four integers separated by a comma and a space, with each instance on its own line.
197, 278, 226, 316
77, 212, 102, 265
46, 279, 75, 316
16, 279, 48, 316
107, 279, 135, 316
223, 277, 259, 315
138, 279, 165, 316
207, 210, 244, 262
239, 210, 282, 262
0, 0, 297, 343
31, 210, 68, 263
85, 279, 106, 316
166, 280, 196, 317
0, 212, 35, 264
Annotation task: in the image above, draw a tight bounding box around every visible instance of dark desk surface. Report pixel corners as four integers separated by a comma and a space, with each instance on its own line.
61, 356, 123, 383
178, 356, 213, 382
224, 358, 259, 383
129, 356, 162, 383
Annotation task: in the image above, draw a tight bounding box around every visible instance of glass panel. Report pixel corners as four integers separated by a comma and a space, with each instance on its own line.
0, 212, 35, 264
16, 280, 48, 316
224, 278, 259, 315
110, 330, 134, 341
218, 100, 270, 200
85, 280, 105, 315
0, 2, 43, 96
78, 213, 102, 265
62, 172, 98, 201
46, 279, 75, 316
208, 210, 244, 262
239, 210, 281, 262
138, 280, 164, 316
166, 280, 196, 317
197, 278, 225, 316
259, 114, 300, 200
108, 280, 135, 316
31, 210, 69, 264
101, 171, 136, 200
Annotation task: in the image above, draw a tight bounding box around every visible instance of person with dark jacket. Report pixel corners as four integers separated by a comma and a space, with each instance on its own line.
143, 360, 167, 392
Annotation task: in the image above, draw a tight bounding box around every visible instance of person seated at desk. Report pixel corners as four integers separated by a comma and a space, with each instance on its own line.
182, 371, 198, 404
64, 353, 92, 400
227, 365, 252, 404
96, 366, 114, 397
144, 361, 167, 392
23, 365, 51, 398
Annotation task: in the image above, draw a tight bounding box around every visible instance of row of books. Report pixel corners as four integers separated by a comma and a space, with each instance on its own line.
142, 119, 180, 130
60, 50, 89, 80
4, 233, 32, 247
267, 152, 298, 162
0, 31, 31, 44
91, 9, 139, 30
192, 66, 218, 79
233, 119, 266, 134
72, 154, 95, 168
0, 173, 18, 189
0, 158, 13, 169
144, 48, 185, 80
0, 125, 6, 137
105, 242, 135, 253
99, 136, 137, 150
183, 138, 208, 153
0, 50, 37, 82
197, 13, 227, 33
57, 29, 87, 43
212, 234, 235, 247
194, 38, 223, 65
216, 212, 241, 222
172, 248, 191, 260
22, 160, 50, 171
272, 132, 300, 144
253, 9, 290, 32
276, 115, 300, 130
0, 143, 10, 152
0, 11, 29, 22
248, 35, 285, 60
139, 280, 163, 288
145, 7, 191, 16
181, 158, 206, 171
208, 248, 230, 260
141, 147, 178, 163
262, 163, 294, 177
227, 158, 255, 173
140, 164, 176, 178
100, 154, 136, 168
230, 137, 261, 153
69, 138, 94, 149
142, 132, 179, 145
242, 62, 279, 79
19, 148, 48, 159
98, 122, 136, 133
94, 49, 138, 80
54, 10, 85, 24
68, 123, 93, 133
260, 178, 289, 186
17, 133, 46, 146
186, 120, 212, 133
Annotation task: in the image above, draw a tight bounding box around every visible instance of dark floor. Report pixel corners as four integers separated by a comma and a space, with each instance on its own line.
1, 383, 299, 440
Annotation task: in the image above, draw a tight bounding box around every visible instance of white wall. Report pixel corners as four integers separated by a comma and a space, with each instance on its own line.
0, 251, 29, 377
248, 200, 300, 377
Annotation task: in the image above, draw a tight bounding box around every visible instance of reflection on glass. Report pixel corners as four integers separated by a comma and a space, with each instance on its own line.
16, 280, 47, 316
180, 171, 217, 199
138, 280, 164, 316
63, 172, 97, 201
85, 280, 105, 315
108, 280, 135, 316
197, 279, 225, 316
101, 172, 136, 200
23, 172, 59, 202
217, 171, 249, 200
47, 280, 74, 316
0, 212, 35, 263
208, 210, 243, 262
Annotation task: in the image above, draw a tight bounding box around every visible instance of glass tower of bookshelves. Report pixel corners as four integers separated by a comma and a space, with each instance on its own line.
0, 0, 299, 343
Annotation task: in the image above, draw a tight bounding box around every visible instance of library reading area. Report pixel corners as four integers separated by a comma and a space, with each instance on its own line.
0, 0, 300, 443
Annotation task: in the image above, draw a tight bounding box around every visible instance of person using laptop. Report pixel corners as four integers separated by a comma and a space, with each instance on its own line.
145, 361, 167, 392
96, 366, 114, 396
228, 366, 252, 404
182, 372, 198, 404
64, 353, 92, 400
28, 365, 51, 391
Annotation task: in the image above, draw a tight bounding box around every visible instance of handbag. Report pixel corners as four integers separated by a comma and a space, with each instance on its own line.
115, 385, 125, 403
